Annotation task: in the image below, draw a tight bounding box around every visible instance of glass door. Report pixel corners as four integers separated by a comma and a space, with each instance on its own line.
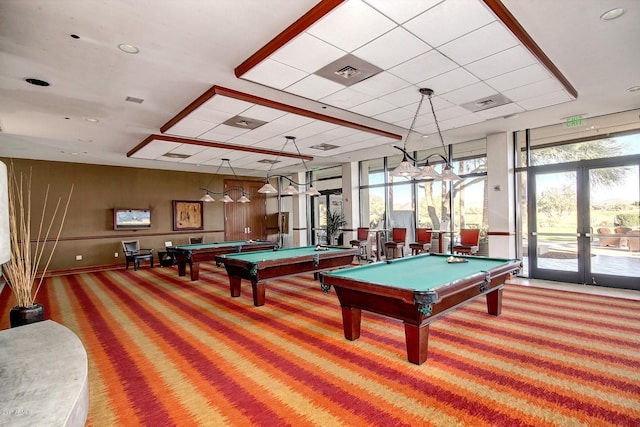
588, 165, 640, 289
529, 170, 581, 283
529, 164, 640, 290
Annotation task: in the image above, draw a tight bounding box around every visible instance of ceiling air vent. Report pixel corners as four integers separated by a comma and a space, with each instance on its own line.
162, 153, 190, 159
222, 115, 267, 130
125, 96, 144, 104
310, 143, 339, 151
258, 159, 281, 165
461, 94, 512, 112
314, 54, 382, 87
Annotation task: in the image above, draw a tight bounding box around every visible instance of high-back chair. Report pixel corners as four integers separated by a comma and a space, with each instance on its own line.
384, 227, 407, 260
121, 240, 154, 271
453, 229, 480, 255
409, 228, 432, 256
349, 227, 370, 261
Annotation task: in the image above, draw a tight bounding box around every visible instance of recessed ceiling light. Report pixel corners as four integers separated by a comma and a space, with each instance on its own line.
25, 78, 50, 87
77, 138, 93, 142
627, 85, 640, 92
118, 43, 139, 54
85, 118, 99, 123
600, 8, 624, 21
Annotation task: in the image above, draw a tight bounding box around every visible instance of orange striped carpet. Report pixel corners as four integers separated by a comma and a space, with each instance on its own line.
1, 264, 639, 426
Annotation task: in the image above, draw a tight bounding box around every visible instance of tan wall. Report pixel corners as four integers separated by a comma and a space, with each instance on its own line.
2, 158, 277, 273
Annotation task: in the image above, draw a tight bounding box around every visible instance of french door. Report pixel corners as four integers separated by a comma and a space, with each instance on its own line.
528, 159, 639, 290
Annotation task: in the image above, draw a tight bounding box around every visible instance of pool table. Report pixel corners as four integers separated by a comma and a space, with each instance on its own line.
320, 254, 522, 365
166, 240, 278, 281
215, 246, 359, 306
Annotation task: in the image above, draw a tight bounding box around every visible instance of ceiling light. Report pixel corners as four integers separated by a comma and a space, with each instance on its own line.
600, 8, 624, 21
392, 88, 460, 181
125, 96, 144, 104
627, 86, 640, 92
199, 159, 250, 203
85, 118, 99, 123
118, 44, 139, 54
258, 136, 319, 197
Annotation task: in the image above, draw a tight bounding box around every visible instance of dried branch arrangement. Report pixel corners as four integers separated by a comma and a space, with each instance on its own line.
2, 164, 73, 307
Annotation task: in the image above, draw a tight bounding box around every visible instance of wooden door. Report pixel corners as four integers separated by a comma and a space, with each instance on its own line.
224, 179, 267, 241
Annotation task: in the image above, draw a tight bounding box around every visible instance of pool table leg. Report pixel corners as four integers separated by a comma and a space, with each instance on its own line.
177, 261, 187, 277
251, 281, 266, 307
404, 323, 429, 365
341, 306, 362, 340
189, 262, 200, 281
229, 276, 242, 298
486, 287, 503, 316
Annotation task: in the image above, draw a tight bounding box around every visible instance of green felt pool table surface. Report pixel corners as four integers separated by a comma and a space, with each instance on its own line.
172, 240, 271, 250
324, 253, 515, 292
218, 246, 351, 263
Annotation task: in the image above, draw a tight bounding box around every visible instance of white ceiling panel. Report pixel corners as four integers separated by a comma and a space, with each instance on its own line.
241, 59, 308, 90
320, 88, 374, 109
475, 102, 525, 120
131, 140, 181, 159
201, 96, 254, 116
307, 0, 396, 52
404, 0, 496, 48
270, 32, 346, 73
486, 63, 550, 92
349, 98, 397, 116
419, 68, 479, 95
465, 45, 536, 80
352, 27, 431, 70
363, 0, 440, 24
389, 49, 458, 84
349, 71, 411, 97
440, 82, 498, 105
517, 90, 572, 111
505, 78, 563, 102
286, 74, 345, 99
241, 105, 288, 122
169, 144, 208, 156
439, 21, 518, 65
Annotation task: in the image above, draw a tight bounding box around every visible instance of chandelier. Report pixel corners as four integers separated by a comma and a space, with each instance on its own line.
390, 88, 460, 182
258, 136, 320, 196
199, 159, 251, 203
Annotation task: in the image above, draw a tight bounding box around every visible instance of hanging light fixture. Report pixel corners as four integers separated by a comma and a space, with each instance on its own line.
258, 136, 320, 197
199, 158, 251, 203
392, 88, 460, 181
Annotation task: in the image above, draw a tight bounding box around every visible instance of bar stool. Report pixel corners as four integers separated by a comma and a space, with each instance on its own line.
349, 227, 370, 261
384, 228, 407, 260
409, 228, 432, 256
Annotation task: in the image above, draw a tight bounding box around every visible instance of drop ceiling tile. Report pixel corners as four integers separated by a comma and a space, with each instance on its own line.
429, 105, 472, 121
251, 136, 287, 150
438, 112, 485, 131
286, 74, 345, 99
241, 105, 288, 122
504, 78, 563, 102
201, 96, 254, 116
486, 64, 549, 92
270, 32, 346, 73
517, 90, 572, 110
363, 0, 441, 24
465, 45, 536, 80
389, 49, 458, 84
269, 113, 315, 129
169, 144, 208, 156
378, 85, 424, 108
288, 120, 338, 139
241, 58, 308, 90
165, 124, 211, 138
199, 124, 251, 141
418, 67, 479, 95
475, 102, 525, 119
350, 71, 411, 97
440, 81, 497, 105
130, 140, 180, 159
373, 107, 415, 124
307, 0, 396, 52
349, 98, 397, 116
352, 27, 431, 69
320, 87, 374, 109
182, 148, 221, 164
439, 21, 518, 65
189, 107, 232, 124
404, 0, 495, 48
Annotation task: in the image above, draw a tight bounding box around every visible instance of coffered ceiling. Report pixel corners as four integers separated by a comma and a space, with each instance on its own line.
0, 0, 638, 177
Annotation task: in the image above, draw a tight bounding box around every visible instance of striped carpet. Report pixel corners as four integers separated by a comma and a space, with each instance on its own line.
1, 264, 639, 426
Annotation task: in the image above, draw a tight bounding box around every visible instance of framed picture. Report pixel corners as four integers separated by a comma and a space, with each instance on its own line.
172, 200, 203, 231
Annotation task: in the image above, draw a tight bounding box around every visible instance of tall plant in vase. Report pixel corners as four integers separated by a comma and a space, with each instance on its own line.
1, 162, 73, 327
326, 209, 347, 246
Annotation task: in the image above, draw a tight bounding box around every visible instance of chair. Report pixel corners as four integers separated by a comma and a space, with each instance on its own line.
453, 229, 480, 255
627, 230, 640, 252
189, 236, 203, 244
409, 228, 432, 256
158, 241, 176, 267
615, 227, 632, 247
349, 227, 370, 261
121, 240, 154, 271
384, 228, 407, 260
597, 227, 619, 247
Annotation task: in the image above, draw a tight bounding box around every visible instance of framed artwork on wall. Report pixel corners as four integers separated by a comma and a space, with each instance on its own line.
172, 200, 203, 231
